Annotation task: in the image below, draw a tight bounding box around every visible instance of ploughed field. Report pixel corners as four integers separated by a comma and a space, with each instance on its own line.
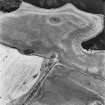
0, 4, 104, 105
